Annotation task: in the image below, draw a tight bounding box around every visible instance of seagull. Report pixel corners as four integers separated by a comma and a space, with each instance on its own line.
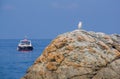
78, 21, 82, 30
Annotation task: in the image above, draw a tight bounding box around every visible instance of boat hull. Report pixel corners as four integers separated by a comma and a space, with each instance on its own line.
17, 46, 33, 51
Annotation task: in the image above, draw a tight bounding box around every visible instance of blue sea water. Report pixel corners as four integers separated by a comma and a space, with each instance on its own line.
0, 39, 51, 79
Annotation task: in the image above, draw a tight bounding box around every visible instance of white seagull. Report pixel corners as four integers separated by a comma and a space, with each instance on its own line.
78, 21, 82, 30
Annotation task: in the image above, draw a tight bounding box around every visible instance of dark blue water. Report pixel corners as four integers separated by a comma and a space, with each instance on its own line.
0, 39, 51, 79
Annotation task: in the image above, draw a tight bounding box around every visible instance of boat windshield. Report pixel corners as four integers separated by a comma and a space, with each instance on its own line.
20, 41, 30, 45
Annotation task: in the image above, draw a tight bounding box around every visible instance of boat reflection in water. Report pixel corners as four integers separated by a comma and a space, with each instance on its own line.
17, 38, 33, 52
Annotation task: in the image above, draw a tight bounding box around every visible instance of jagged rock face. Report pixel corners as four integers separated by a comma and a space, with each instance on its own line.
22, 30, 120, 79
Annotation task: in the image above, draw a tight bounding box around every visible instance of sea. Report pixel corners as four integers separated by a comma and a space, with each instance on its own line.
0, 39, 51, 79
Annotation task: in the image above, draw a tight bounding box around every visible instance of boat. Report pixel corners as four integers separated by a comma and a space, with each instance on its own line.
17, 38, 33, 51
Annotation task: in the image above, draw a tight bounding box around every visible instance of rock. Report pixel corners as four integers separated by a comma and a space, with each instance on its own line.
22, 30, 120, 79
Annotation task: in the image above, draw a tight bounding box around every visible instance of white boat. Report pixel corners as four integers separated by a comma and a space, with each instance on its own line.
17, 38, 33, 51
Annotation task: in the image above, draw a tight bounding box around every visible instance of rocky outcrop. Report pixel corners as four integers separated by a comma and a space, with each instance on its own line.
22, 30, 120, 79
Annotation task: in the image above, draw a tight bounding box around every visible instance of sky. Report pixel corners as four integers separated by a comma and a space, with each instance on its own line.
0, 0, 120, 39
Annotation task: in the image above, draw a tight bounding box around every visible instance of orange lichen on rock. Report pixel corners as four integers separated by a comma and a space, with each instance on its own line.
65, 45, 74, 51
52, 37, 67, 48
39, 70, 45, 75
46, 44, 57, 53
88, 48, 97, 53
84, 35, 95, 42
112, 49, 120, 57
55, 54, 64, 64
46, 62, 57, 71
34, 55, 47, 64
47, 53, 64, 64
98, 41, 109, 50
65, 62, 82, 67
47, 53, 56, 62
104, 35, 111, 39
77, 35, 95, 42
46, 53, 64, 71
77, 35, 84, 41
113, 45, 120, 52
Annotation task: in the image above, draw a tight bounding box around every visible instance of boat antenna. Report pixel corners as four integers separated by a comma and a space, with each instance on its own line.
78, 21, 82, 30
